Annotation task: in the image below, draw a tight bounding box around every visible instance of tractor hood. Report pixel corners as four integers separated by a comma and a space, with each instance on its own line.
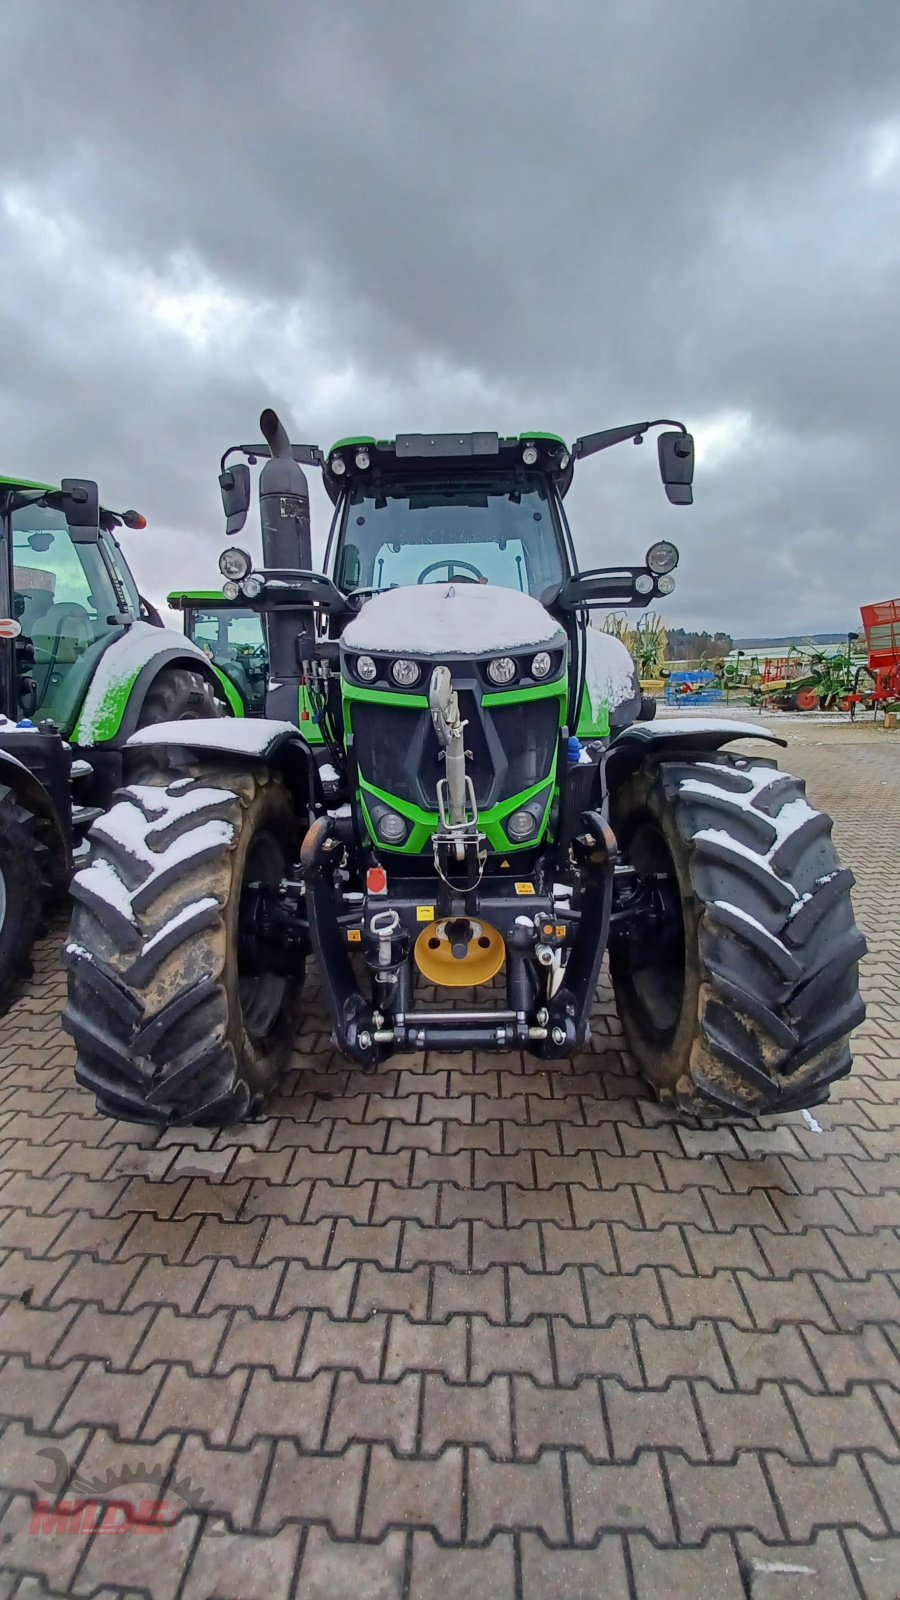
341, 583, 566, 657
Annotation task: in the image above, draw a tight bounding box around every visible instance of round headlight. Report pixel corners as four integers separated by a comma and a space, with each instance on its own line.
354, 448, 371, 470
242, 575, 263, 599
487, 656, 517, 686
522, 443, 538, 466
356, 654, 377, 682
635, 573, 655, 595
558, 450, 571, 471
330, 454, 346, 475
219, 546, 252, 581
646, 540, 679, 575
507, 808, 537, 840
531, 651, 552, 679
657, 574, 676, 596
377, 811, 407, 843
222, 580, 241, 601
391, 658, 420, 687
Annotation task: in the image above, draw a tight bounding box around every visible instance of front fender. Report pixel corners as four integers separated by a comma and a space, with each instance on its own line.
126, 718, 321, 811
603, 716, 786, 797
73, 622, 217, 746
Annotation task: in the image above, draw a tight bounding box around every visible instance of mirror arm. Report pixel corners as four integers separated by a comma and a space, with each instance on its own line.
573, 418, 687, 459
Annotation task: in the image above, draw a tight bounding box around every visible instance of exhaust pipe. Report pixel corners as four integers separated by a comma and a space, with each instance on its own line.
257, 408, 315, 721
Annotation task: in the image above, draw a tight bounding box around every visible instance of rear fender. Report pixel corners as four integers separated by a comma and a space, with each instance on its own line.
603, 718, 787, 799
126, 718, 321, 813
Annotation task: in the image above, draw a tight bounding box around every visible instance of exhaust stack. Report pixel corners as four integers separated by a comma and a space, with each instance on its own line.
257, 409, 314, 721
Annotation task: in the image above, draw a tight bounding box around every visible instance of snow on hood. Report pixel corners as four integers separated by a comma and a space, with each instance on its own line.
76, 622, 209, 746
341, 583, 566, 656
583, 628, 638, 714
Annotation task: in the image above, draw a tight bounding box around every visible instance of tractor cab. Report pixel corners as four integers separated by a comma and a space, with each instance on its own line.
168, 590, 268, 716
0, 476, 149, 734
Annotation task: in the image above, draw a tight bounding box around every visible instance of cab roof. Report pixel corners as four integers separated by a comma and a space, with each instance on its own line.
321, 431, 574, 502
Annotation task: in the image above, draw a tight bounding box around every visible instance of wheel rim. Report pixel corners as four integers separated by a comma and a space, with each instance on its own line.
618, 819, 686, 1040
238, 830, 288, 1040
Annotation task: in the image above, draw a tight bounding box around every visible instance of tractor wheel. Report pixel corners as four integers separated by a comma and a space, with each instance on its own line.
63, 760, 305, 1125
638, 694, 657, 722
136, 665, 228, 729
0, 787, 43, 1014
608, 753, 866, 1119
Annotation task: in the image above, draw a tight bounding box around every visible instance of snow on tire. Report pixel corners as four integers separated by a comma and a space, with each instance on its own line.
609, 752, 866, 1119
63, 760, 304, 1125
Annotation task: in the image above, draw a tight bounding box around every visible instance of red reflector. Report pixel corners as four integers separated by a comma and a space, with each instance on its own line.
0, 619, 21, 638
367, 866, 387, 895
299, 710, 309, 720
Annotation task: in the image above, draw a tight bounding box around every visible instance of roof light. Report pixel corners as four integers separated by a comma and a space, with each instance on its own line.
635, 573, 654, 595
222, 580, 241, 601
330, 454, 347, 475
657, 574, 676, 595
522, 443, 539, 466
558, 450, 570, 471
242, 575, 263, 599
354, 448, 371, 470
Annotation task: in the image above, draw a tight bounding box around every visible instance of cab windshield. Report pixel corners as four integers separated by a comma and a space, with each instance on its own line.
188, 606, 267, 716
12, 502, 127, 729
336, 478, 565, 600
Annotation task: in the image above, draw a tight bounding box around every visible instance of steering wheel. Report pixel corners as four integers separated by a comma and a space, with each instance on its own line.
417, 559, 485, 585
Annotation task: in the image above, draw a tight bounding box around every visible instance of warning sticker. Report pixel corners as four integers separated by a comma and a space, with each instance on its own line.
514, 882, 535, 896
416, 905, 436, 922
347, 929, 362, 943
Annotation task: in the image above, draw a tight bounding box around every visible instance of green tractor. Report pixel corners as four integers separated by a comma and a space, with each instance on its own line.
167, 590, 269, 717
64, 412, 865, 1125
0, 474, 232, 1009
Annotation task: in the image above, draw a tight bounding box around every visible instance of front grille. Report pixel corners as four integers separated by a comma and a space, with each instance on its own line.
349, 693, 560, 810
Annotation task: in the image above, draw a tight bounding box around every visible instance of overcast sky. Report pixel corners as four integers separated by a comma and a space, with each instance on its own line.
1, 0, 898, 636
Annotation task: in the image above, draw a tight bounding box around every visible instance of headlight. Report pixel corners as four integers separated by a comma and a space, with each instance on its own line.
377, 811, 407, 843
391, 658, 420, 687
531, 651, 552, 679
330, 454, 346, 475
657, 574, 676, 596
635, 573, 655, 595
487, 656, 517, 686
646, 540, 679, 575
558, 450, 571, 471
242, 575, 263, 599
354, 448, 371, 470
507, 808, 537, 840
222, 580, 241, 601
356, 654, 378, 682
219, 546, 252, 581
522, 443, 538, 465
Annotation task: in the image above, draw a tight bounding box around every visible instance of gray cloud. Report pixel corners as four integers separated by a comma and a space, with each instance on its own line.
1, 0, 899, 632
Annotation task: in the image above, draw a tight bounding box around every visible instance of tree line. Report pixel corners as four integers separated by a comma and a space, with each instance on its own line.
664, 628, 734, 662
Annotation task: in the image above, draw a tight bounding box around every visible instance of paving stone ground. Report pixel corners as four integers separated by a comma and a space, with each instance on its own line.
0, 718, 898, 1599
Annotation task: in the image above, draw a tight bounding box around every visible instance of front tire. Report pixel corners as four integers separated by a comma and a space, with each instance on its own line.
608, 753, 866, 1118
135, 664, 228, 728
63, 759, 304, 1124
0, 787, 42, 1014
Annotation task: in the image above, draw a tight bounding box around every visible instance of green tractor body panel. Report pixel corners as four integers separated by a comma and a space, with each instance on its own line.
69, 621, 218, 745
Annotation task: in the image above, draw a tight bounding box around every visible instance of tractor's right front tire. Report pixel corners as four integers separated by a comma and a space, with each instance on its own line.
63, 759, 305, 1124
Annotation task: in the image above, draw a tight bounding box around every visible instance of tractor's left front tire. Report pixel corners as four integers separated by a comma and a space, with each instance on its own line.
608, 752, 866, 1119
135, 665, 228, 728
63, 759, 305, 1125
0, 786, 42, 1014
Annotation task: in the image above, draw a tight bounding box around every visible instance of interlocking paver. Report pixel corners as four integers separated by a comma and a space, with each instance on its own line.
2, 724, 900, 1597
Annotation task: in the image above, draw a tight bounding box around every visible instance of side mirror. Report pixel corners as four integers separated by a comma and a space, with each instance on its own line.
60, 478, 100, 532
219, 463, 251, 536
658, 431, 694, 505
